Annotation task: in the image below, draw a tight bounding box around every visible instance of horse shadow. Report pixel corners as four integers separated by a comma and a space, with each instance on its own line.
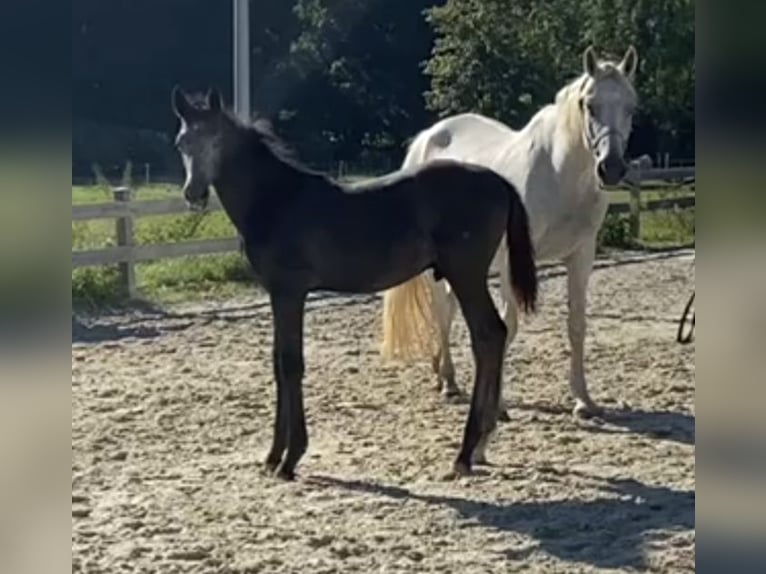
309, 471, 695, 571
71, 291, 379, 345
71, 315, 161, 344
514, 401, 695, 446
595, 407, 695, 445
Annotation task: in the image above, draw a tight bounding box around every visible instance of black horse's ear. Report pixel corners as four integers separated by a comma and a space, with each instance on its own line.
207, 88, 224, 113
172, 85, 193, 119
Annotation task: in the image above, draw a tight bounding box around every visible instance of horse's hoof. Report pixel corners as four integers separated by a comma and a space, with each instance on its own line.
451, 460, 472, 478
471, 453, 490, 466
496, 408, 511, 423
454, 460, 472, 476
275, 464, 296, 481
263, 454, 282, 474
573, 400, 602, 419
441, 389, 466, 404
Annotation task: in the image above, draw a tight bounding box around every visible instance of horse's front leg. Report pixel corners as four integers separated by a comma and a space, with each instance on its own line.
269, 291, 308, 480
263, 345, 288, 473
495, 246, 519, 423
564, 236, 602, 418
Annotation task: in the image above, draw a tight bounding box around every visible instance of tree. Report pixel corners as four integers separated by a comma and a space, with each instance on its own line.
72, 0, 301, 174
424, 0, 694, 157
424, 0, 584, 128
71, 0, 693, 173
280, 0, 439, 163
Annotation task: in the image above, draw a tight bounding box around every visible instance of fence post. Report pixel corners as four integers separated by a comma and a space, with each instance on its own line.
113, 186, 137, 298
629, 170, 642, 242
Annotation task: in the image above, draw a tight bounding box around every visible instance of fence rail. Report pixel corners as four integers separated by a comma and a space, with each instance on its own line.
72, 166, 694, 297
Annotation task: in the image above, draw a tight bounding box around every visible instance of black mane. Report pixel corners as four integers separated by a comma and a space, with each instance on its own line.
225, 108, 327, 179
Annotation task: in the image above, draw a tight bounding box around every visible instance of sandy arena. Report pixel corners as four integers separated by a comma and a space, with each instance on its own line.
72, 250, 695, 573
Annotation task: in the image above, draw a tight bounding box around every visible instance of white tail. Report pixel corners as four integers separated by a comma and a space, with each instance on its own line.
380, 130, 443, 362
380, 272, 438, 360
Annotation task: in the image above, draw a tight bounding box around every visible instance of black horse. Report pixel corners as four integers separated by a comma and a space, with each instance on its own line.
171, 86, 538, 480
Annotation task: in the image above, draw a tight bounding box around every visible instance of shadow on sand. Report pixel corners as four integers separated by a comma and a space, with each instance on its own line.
514, 401, 695, 446
72, 315, 161, 344
308, 471, 694, 571
71, 292, 382, 345
595, 407, 695, 446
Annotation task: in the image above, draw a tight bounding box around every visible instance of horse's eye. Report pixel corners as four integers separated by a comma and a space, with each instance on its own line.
581, 98, 597, 116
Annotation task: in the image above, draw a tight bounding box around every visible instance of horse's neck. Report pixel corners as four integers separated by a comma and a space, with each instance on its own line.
214, 144, 307, 236
214, 147, 272, 234
519, 102, 595, 194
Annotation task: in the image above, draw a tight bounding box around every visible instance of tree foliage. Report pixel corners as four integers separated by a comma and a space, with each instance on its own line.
281, 0, 437, 162
71, 0, 694, 175
425, 0, 694, 157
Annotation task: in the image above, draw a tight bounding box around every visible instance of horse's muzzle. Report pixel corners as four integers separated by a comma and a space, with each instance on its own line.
596, 156, 627, 186
184, 185, 210, 211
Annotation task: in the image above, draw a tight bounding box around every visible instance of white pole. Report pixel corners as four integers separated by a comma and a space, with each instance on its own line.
233, 0, 251, 121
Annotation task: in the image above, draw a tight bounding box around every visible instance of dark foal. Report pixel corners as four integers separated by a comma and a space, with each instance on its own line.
171, 86, 538, 480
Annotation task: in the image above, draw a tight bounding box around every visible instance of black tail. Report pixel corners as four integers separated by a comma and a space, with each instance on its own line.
506, 185, 538, 313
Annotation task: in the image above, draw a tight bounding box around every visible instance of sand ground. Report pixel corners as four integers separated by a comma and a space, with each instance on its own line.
72, 250, 695, 573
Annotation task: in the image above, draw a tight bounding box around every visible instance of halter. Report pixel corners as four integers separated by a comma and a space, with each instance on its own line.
585, 122, 625, 156
578, 75, 627, 156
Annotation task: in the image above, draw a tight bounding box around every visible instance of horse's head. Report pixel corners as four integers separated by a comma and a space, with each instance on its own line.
171, 86, 230, 210
578, 46, 639, 186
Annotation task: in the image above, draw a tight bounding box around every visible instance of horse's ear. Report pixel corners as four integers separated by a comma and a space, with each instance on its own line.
583, 45, 599, 77
619, 45, 638, 81
172, 85, 193, 120
207, 88, 224, 113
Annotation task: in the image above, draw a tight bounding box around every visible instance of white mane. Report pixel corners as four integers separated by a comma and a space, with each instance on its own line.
555, 75, 589, 148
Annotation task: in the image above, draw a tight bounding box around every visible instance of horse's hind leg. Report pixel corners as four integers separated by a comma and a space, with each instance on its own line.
430, 279, 460, 399
447, 277, 507, 475
469, 260, 517, 465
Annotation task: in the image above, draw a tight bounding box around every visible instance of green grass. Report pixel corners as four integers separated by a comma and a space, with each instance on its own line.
72, 182, 694, 307
72, 184, 253, 307
606, 185, 694, 205
72, 183, 181, 204
598, 184, 695, 251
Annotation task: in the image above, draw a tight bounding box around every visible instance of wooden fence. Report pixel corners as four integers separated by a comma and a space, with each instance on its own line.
72, 166, 694, 297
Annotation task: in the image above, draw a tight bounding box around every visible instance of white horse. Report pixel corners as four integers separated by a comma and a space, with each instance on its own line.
381, 46, 639, 426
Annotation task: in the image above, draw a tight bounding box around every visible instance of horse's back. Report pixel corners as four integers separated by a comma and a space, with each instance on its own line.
351, 158, 510, 207
350, 159, 514, 234
432, 113, 515, 140
410, 113, 517, 165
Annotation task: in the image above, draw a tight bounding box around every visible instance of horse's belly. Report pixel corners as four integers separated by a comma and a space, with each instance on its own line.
313, 240, 434, 293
